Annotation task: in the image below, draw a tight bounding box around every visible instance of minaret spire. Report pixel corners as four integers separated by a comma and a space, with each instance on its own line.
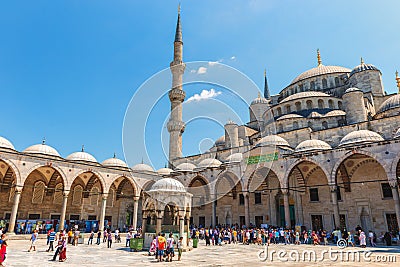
264, 69, 270, 99
317, 49, 322, 66
396, 70, 400, 94
168, 6, 186, 167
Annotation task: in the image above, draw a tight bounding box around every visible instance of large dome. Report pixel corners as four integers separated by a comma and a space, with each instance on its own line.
255, 135, 290, 147
376, 94, 400, 114
150, 178, 186, 193
131, 163, 154, 172
281, 91, 331, 103
175, 162, 196, 172
24, 143, 61, 157
295, 139, 331, 153
67, 151, 97, 163
102, 157, 128, 168
0, 136, 15, 150
339, 130, 384, 146
198, 158, 222, 168
290, 65, 351, 85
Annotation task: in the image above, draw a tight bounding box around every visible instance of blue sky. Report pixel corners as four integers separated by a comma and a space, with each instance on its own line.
0, 0, 399, 169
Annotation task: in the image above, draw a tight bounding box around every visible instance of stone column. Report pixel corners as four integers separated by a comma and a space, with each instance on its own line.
269, 192, 276, 226
185, 213, 190, 246
390, 181, 400, 233
99, 194, 107, 231
243, 192, 250, 227
156, 210, 163, 234
179, 215, 185, 238
8, 187, 22, 234
330, 186, 340, 229
295, 192, 304, 226
59, 192, 69, 231
282, 189, 291, 229
132, 197, 139, 230
141, 212, 147, 236
212, 200, 217, 227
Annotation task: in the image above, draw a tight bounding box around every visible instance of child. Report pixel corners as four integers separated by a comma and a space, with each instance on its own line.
28, 230, 38, 252
177, 237, 183, 261
166, 233, 175, 262
148, 235, 157, 256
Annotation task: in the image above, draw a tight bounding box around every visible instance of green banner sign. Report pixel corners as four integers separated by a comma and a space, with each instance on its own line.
246, 151, 279, 165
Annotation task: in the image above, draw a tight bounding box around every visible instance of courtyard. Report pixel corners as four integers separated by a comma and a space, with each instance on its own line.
2, 238, 399, 266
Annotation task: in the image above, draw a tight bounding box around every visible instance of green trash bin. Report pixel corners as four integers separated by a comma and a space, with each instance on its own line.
130, 238, 144, 252
193, 238, 198, 248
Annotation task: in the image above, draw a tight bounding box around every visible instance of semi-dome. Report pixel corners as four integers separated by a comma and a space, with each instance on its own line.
175, 162, 196, 172
308, 111, 322, 118
339, 130, 384, 146
350, 62, 380, 76
394, 128, 400, 139
324, 110, 346, 117
276, 114, 304, 121
226, 153, 243, 163
0, 136, 15, 150
157, 167, 174, 176
198, 158, 222, 168
215, 135, 225, 146
255, 135, 290, 147
344, 87, 362, 94
295, 139, 331, 152
290, 65, 351, 85
150, 178, 186, 193
281, 91, 331, 103
24, 143, 60, 157
131, 163, 154, 172
102, 157, 128, 168
376, 94, 400, 114
67, 151, 97, 163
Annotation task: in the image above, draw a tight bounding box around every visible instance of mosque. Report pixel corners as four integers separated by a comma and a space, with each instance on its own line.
1, 9, 400, 239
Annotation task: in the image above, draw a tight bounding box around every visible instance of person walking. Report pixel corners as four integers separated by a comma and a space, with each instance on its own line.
59, 236, 67, 262
46, 228, 57, 252
126, 231, 132, 247
96, 230, 101, 245
88, 230, 94, 245
67, 230, 73, 244
0, 234, 8, 267
359, 230, 367, 248
107, 229, 113, 248
28, 230, 38, 252
166, 233, 175, 262
157, 233, 167, 262
103, 229, 108, 243
368, 231, 376, 247
73, 229, 80, 246
177, 236, 183, 261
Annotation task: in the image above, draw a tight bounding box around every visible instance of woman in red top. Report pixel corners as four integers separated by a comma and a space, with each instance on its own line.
0, 234, 8, 266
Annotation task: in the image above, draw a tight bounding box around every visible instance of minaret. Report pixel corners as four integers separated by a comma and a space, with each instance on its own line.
396, 70, 400, 94
263, 69, 270, 99
167, 5, 186, 167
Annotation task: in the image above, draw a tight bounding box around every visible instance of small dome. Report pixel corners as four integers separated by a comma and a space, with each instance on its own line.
24, 143, 61, 157
198, 158, 222, 168
308, 111, 322, 118
226, 153, 243, 163
350, 63, 380, 76
225, 120, 237, 125
339, 130, 384, 146
215, 135, 225, 146
150, 178, 186, 193
157, 167, 174, 176
276, 114, 304, 121
290, 65, 351, 85
376, 94, 400, 114
324, 110, 346, 117
0, 136, 15, 150
175, 162, 196, 172
280, 91, 331, 103
255, 135, 290, 147
394, 128, 400, 139
132, 163, 154, 172
102, 157, 128, 168
251, 95, 269, 105
344, 87, 362, 94
295, 139, 331, 153
67, 151, 97, 163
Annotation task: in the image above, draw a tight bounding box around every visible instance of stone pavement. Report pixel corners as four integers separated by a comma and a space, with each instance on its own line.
2, 238, 400, 266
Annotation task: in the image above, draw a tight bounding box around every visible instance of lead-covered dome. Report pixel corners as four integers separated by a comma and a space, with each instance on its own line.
0, 136, 15, 150
198, 158, 222, 168
290, 65, 351, 85
339, 130, 384, 146
376, 94, 400, 114
280, 91, 330, 103
102, 157, 128, 168
67, 151, 97, 163
157, 167, 174, 176
226, 153, 243, 163
215, 135, 225, 146
276, 114, 304, 121
150, 178, 186, 193
295, 139, 331, 152
255, 135, 290, 147
175, 162, 196, 172
131, 163, 154, 172
350, 62, 380, 76
251, 94, 269, 105
24, 143, 60, 157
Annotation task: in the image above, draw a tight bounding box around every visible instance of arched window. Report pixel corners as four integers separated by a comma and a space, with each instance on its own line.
278, 124, 283, 133
306, 100, 313, 109
318, 99, 324, 109
338, 101, 343, 110
53, 183, 63, 204
335, 77, 340, 86
286, 105, 291, 113
328, 100, 334, 109
310, 81, 315, 90
293, 121, 299, 129
322, 78, 328, 89
295, 102, 301, 111
72, 185, 83, 206
107, 189, 114, 207
308, 121, 313, 129
32, 181, 46, 204
90, 187, 99, 206
299, 84, 304, 92
322, 121, 328, 129
276, 107, 282, 116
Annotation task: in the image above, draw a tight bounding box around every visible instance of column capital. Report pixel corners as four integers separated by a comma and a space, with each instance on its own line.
281, 188, 289, 195
329, 184, 338, 192
389, 180, 399, 188
242, 191, 249, 197
14, 185, 23, 193
133, 195, 140, 201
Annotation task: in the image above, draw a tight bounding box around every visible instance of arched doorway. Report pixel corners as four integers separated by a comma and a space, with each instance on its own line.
188, 176, 210, 228
0, 160, 16, 231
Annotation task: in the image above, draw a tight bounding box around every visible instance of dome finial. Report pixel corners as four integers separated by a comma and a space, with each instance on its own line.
42, 137, 46, 145
81, 144, 84, 152
317, 49, 322, 66
360, 57, 364, 65
258, 91, 261, 98
113, 152, 116, 158
396, 70, 400, 93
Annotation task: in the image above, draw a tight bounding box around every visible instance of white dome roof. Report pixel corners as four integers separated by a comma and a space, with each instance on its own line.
198, 158, 222, 168
150, 178, 186, 193
281, 91, 331, 103
132, 163, 154, 172
324, 110, 346, 117
344, 87, 363, 94
0, 136, 15, 150
255, 135, 290, 147
290, 65, 351, 85
376, 94, 400, 114
295, 139, 331, 152
251, 95, 269, 105
67, 151, 97, 163
24, 143, 61, 157
102, 157, 128, 168
175, 162, 196, 172
339, 130, 384, 146
276, 114, 304, 121
308, 111, 322, 118
157, 167, 174, 176
394, 128, 400, 139
215, 135, 225, 146
226, 153, 243, 163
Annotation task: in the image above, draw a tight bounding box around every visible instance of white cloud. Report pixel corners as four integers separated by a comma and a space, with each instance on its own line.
230, 56, 236, 60
190, 69, 196, 73
208, 59, 223, 66
186, 88, 222, 102
197, 67, 207, 74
